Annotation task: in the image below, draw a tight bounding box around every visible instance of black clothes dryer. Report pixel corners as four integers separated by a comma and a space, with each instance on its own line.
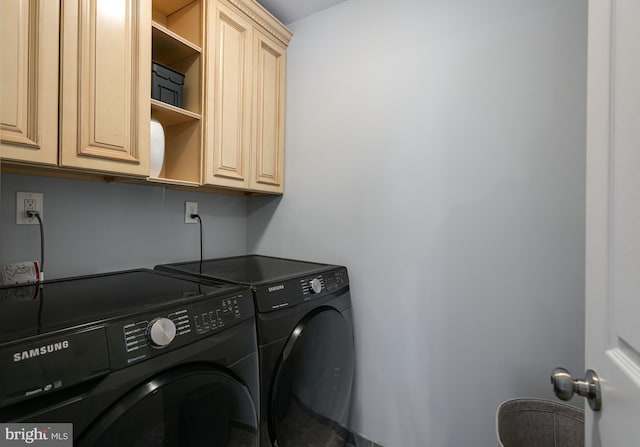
156, 255, 355, 447
0, 269, 260, 446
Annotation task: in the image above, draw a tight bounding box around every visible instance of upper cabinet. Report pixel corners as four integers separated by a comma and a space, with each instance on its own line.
0, 0, 60, 166
59, 0, 151, 176
204, 0, 291, 194
1, 0, 291, 194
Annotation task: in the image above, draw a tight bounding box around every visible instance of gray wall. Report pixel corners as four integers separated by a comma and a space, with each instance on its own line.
0, 172, 248, 279
248, 0, 587, 446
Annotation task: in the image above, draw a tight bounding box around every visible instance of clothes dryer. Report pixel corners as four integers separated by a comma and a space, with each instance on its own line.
157, 255, 355, 447
0, 269, 260, 446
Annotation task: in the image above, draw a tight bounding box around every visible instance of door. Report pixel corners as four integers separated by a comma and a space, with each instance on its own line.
0, 0, 59, 166
59, 0, 150, 176
586, 0, 640, 445
269, 308, 354, 447
204, 1, 253, 189
78, 365, 258, 446
250, 30, 286, 194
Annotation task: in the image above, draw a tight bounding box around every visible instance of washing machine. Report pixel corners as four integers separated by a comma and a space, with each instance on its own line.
156, 255, 355, 447
0, 269, 260, 446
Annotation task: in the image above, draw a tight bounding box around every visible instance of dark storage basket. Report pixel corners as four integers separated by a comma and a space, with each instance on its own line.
151, 62, 185, 108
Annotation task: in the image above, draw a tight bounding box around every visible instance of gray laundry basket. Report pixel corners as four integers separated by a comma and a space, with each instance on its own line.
496, 398, 584, 447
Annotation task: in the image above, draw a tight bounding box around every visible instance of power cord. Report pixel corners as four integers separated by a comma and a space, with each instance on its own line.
26, 210, 45, 332
191, 213, 203, 273
27, 211, 45, 281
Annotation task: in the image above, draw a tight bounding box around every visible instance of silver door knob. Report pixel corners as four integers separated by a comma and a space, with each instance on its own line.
551, 367, 602, 411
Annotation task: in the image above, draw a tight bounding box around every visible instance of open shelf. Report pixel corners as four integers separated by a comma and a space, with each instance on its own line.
150, 0, 203, 187
152, 0, 201, 47
151, 99, 201, 126
149, 117, 202, 186
152, 21, 201, 64
153, 0, 194, 17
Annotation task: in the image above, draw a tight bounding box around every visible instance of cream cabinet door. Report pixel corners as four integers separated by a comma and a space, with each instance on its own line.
0, 0, 59, 166
60, 0, 150, 176
204, 1, 253, 189
250, 30, 285, 193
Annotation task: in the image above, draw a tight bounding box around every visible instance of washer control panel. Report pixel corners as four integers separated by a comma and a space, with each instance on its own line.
255, 267, 349, 312
123, 309, 191, 353
108, 290, 252, 369
193, 295, 241, 335
301, 268, 348, 298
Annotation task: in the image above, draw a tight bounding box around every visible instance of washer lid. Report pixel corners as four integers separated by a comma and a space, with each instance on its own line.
0, 269, 242, 343
158, 255, 339, 285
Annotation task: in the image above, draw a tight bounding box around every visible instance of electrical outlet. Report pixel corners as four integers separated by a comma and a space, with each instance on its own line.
185, 201, 198, 224
16, 192, 44, 225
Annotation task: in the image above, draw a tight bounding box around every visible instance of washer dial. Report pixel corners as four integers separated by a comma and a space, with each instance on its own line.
148, 317, 176, 348
310, 277, 323, 294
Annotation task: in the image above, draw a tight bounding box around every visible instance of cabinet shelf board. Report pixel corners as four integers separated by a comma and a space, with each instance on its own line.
153, 0, 195, 17
151, 99, 201, 126
152, 21, 201, 63
147, 176, 200, 187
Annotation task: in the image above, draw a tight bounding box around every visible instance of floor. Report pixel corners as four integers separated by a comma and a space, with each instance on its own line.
346, 434, 385, 447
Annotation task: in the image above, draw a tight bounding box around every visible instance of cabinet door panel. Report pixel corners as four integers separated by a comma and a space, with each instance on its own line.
0, 0, 59, 165
204, 2, 252, 188
251, 31, 285, 193
60, 0, 150, 176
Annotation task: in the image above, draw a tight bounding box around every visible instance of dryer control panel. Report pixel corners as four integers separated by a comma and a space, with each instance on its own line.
107, 290, 252, 369
255, 267, 349, 313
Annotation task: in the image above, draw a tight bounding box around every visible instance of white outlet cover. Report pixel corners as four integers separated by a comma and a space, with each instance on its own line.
16, 192, 43, 225
185, 201, 198, 224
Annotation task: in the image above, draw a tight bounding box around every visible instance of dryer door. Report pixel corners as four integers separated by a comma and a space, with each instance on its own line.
270, 308, 355, 447
78, 365, 258, 447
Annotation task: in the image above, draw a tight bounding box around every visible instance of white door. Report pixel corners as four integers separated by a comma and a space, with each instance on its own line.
585, 0, 640, 445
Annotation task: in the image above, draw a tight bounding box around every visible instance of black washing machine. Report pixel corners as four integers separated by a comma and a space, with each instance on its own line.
0, 269, 260, 446
156, 255, 355, 447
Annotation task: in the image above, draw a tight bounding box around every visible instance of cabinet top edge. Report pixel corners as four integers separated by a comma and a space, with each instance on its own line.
224, 0, 293, 46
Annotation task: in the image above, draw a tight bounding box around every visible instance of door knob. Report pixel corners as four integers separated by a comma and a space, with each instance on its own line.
551, 367, 602, 411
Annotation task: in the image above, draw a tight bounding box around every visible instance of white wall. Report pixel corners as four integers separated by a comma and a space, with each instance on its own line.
248, 0, 587, 446
0, 172, 248, 279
